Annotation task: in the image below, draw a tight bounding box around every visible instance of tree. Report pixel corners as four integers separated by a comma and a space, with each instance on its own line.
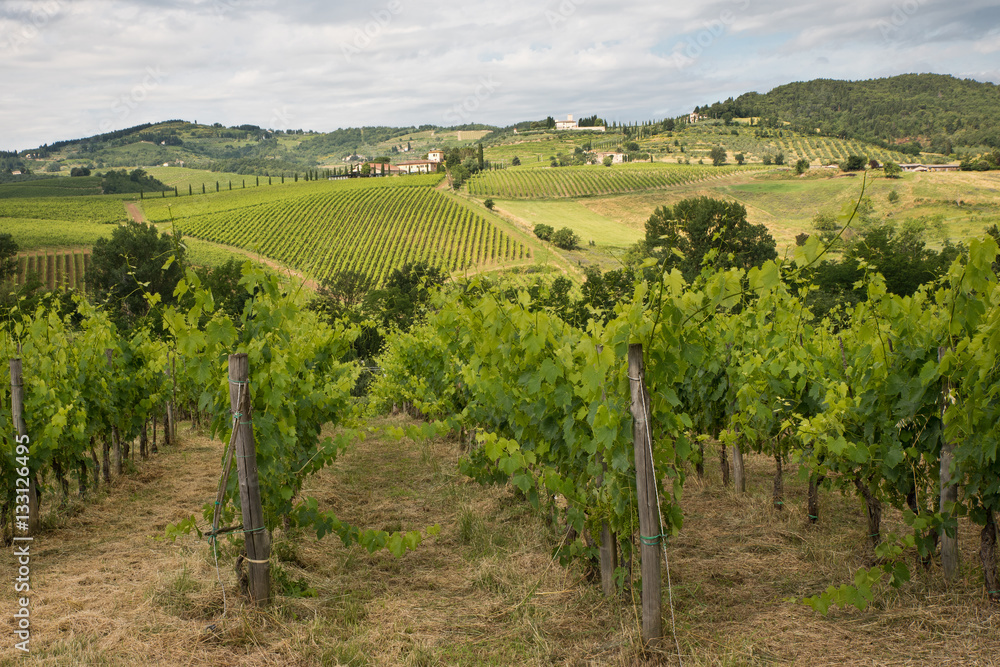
735, 153, 745, 165
484, 198, 495, 210
551, 227, 580, 250
477, 143, 485, 171
603, 155, 614, 167
0, 233, 18, 282
795, 158, 810, 174
87, 220, 186, 330
644, 196, 777, 280
884, 161, 902, 178
842, 154, 867, 171
364, 261, 446, 332
710, 146, 727, 167
762, 154, 773, 165
533, 224, 554, 240
70, 166, 91, 177
774, 151, 785, 166
511, 156, 521, 166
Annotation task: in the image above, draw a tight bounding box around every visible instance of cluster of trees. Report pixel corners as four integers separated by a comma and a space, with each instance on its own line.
533, 224, 580, 250
444, 144, 490, 189
697, 74, 1000, 152
99, 168, 171, 195
960, 151, 1000, 172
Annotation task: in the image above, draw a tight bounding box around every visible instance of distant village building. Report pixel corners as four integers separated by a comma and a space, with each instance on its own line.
593, 151, 625, 165
555, 114, 606, 132
396, 160, 437, 174
359, 162, 403, 175
688, 111, 705, 123
899, 163, 960, 172
427, 150, 445, 163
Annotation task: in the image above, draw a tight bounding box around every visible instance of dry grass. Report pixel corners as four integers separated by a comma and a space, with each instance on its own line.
3, 419, 999, 665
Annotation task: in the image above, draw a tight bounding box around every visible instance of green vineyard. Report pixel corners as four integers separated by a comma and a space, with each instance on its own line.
465, 163, 762, 199
15, 249, 91, 290
141, 175, 529, 286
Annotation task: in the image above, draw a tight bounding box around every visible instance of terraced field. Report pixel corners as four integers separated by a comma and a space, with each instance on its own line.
141, 174, 530, 286
465, 163, 763, 199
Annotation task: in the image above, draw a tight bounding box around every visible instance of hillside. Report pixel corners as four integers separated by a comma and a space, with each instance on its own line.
697, 73, 1000, 153
139, 174, 534, 287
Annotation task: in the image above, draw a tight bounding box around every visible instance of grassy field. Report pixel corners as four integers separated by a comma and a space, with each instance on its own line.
0, 176, 105, 198
8, 415, 998, 665
494, 199, 643, 248
561, 170, 1000, 254
144, 166, 302, 191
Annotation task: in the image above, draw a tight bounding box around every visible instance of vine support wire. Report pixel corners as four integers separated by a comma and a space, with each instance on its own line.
628, 347, 684, 666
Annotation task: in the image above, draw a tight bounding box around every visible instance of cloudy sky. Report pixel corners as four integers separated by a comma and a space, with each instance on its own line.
2, 0, 999, 151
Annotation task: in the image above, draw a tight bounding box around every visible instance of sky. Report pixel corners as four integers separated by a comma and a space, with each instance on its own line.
2, 0, 999, 151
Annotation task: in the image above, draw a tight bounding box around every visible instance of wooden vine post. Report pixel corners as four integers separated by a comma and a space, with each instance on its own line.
165, 359, 174, 447
730, 426, 746, 494
595, 344, 617, 597
939, 347, 959, 581
628, 344, 662, 645
11, 358, 40, 535
228, 353, 271, 604
107, 349, 122, 475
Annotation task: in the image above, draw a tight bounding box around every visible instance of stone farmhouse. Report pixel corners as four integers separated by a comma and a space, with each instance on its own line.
555, 115, 606, 132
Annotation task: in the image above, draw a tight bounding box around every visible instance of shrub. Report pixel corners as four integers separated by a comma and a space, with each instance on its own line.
841, 155, 867, 171
533, 224, 554, 240
551, 227, 579, 250
484, 198, 494, 210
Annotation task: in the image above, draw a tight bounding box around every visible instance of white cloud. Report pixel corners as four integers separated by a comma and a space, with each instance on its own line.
1, 0, 998, 149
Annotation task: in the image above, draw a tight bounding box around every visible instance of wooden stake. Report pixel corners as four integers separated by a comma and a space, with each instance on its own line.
596, 344, 617, 597
106, 349, 122, 476
980, 510, 999, 603
939, 347, 959, 581
229, 354, 271, 605
730, 429, 745, 494
168, 353, 177, 443
628, 344, 662, 645
11, 359, 40, 535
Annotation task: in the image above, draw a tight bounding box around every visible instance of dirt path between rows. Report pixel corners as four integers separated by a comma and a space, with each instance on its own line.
125, 202, 319, 291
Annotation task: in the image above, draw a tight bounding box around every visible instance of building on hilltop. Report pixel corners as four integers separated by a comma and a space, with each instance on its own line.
555, 114, 606, 132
